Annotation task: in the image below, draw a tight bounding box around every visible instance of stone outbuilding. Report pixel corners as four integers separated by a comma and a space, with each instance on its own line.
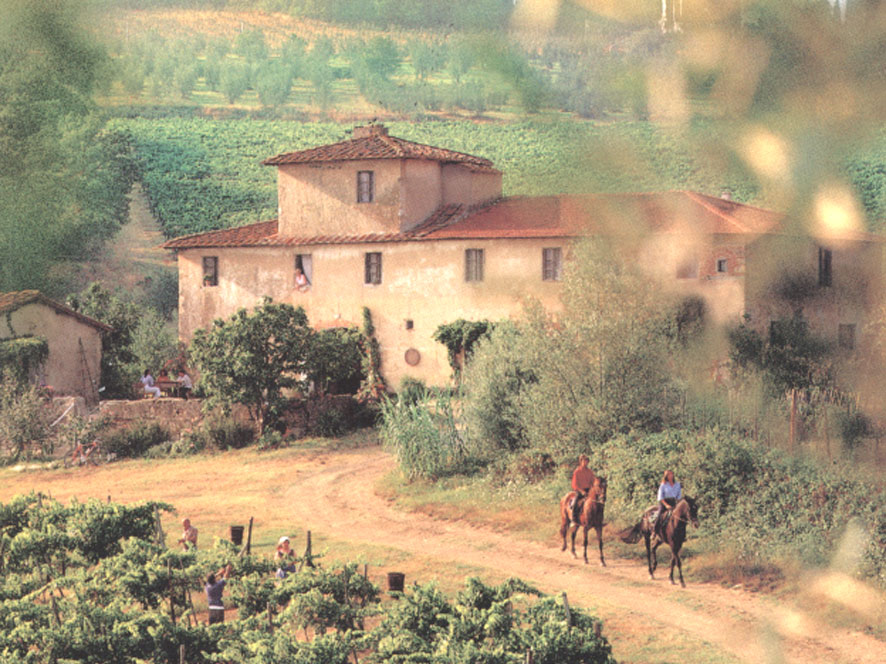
0, 290, 111, 403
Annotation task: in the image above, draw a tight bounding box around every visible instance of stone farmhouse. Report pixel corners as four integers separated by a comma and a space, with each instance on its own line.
0, 290, 110, 402
164, 124, 885, 389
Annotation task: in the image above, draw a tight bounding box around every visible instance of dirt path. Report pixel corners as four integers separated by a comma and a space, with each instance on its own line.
71, 183, 174, 293
288, 447, 885, 664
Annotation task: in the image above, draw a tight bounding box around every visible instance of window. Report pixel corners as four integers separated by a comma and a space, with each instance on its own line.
838, 323, 856, 350
357, 171, 374, 203
716, 258, 728, 273
365, 252, 382, 284
295, 254, 312, 291
818, 247, 832, 287
676, 257, 698, 279
542, 247, 562, 281
202, 256, 218, 287
465, 249, 484, 282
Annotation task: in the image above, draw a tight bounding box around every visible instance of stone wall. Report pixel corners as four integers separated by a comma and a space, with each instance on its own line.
98, 398, 254, 439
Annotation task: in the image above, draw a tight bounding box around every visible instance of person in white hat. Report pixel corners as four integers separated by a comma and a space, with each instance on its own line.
275, 535, 296, 578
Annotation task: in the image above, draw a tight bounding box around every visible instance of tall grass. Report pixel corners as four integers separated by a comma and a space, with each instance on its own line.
378, 390, 467, 480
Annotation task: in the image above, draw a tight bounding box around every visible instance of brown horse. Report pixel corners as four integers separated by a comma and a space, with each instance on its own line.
559, 476, 607, 566
619, 496, 698, 586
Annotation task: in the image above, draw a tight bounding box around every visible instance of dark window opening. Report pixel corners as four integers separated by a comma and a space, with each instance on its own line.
543, 247, 562, 281
365, 252, 382, 284
405, 319, 414, 330
202, 256, 218, 287
465, 249, 484, 282
357, 171, 374, 203
819, 247, 832, 287
716, 258, 728, 273
295, 254, 312, 290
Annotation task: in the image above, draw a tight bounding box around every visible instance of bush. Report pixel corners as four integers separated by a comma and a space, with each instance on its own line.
397, 377, 427, 406
303, 396, 369, 438
0, 377, 53, 462
103, 421, 169, 458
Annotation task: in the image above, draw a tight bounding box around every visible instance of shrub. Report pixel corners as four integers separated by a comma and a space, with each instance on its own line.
397, 377, 427, 406
202, 414, 255, 451
0, 377, 53, 462
103, 421, 169, 458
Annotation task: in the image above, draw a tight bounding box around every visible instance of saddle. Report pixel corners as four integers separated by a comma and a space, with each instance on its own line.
568, 493, 585, 523
647, 505, 671, 536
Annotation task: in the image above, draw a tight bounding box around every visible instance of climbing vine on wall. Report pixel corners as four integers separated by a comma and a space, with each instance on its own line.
0, 336, 49, 384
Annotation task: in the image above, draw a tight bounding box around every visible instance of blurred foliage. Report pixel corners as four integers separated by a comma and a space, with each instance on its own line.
0, 0, 138, 294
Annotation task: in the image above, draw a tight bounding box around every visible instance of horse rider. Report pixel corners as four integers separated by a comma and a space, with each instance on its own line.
654, 469, 682, 536
570, 454, 597, 525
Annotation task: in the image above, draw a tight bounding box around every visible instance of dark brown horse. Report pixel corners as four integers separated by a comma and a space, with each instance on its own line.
559, 476, 607, 566
619, 496, 698, 586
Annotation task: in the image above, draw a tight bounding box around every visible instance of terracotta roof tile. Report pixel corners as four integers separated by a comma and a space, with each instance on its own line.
0, 291, 113, 332
162, 192, 792, 250
262, 124, 499, 174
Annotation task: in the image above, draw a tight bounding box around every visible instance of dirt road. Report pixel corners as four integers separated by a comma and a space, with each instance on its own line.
288, 447, 885, 664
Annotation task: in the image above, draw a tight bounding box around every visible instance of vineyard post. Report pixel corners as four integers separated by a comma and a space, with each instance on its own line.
167, 560, 176, 625
524, 648, 534, 664
300, 530, 315, 569
179, 644, 186, 664
561, 592, 571, 629
267, 601, 274, 632
153, 506, 166, 548
240, 516, 254, 556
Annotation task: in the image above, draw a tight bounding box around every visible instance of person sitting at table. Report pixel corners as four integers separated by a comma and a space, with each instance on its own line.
177, 369, 193, 400
140, 369, 161, 399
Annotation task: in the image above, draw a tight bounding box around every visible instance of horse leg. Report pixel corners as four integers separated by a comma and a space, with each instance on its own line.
582, 526, 589, 564
672, 545, 685, 587
560, 515, 568, 552
651, 541, 661, 575
596, 524, 605, 567
644, 533, 654, 579
570, 525, 578, 558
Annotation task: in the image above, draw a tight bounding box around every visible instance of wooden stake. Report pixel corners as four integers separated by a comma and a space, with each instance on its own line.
561, 591, 571, 628
179, 644, 186, 664
240, 517, 254, 557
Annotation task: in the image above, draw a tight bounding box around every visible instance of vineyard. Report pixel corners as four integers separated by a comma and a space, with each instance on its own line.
0, 492, 615, 664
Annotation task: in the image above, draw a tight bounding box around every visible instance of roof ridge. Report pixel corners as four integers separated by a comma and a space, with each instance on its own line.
683, 191, 758, 233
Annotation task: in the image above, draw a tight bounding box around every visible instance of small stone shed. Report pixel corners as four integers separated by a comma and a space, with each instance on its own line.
0, 290, 111, 403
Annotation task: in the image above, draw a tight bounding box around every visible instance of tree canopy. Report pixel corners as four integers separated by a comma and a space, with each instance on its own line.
190, 298, 314, 435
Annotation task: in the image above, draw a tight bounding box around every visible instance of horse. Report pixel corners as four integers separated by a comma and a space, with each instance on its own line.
619, 496, 698, 586
559, 476, 607, 566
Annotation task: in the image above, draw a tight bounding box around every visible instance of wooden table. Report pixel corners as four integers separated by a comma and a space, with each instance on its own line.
155, 379, 180, 397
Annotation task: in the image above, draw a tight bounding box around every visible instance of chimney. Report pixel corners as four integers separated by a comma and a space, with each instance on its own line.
353, 124, 388, 139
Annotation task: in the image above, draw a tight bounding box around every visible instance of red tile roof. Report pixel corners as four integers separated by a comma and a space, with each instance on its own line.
162, 192, 789, 250
262, 124, 500, 174
0, 291, 113, 332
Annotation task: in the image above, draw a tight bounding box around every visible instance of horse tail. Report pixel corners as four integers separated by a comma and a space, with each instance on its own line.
618, 522, 643, 544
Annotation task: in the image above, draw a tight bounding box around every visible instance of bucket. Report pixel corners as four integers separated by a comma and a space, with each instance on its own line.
230, 525, 244, 546
387, 572, 405, 592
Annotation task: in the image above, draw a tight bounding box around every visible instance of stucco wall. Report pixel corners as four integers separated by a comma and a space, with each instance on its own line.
401, 160, 442, 230
277, 160, 402, 236
1, 303, 103, 400
177, 238, 567, 388
743, 235, 884, 344
441, 164, 502, 208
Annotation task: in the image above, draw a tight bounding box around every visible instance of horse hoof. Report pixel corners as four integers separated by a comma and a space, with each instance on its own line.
600, 560, 606, 567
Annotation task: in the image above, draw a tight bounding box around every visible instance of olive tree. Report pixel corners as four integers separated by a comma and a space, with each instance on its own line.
190, 298, 314, 435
